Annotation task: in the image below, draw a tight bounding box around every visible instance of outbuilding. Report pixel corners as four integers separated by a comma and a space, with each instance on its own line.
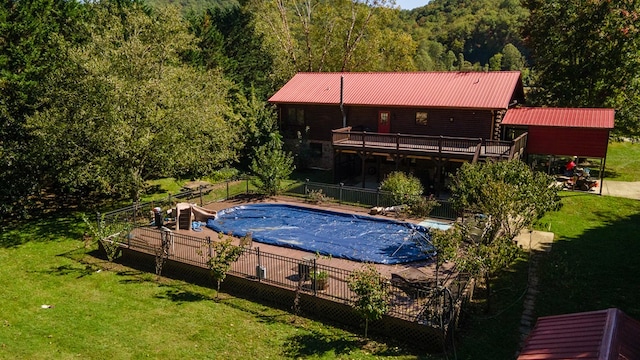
518, 308, 640, 360
502, 107, 615, 194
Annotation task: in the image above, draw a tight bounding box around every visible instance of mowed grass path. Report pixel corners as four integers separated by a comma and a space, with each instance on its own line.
0, 221, 427, 360
604, 141, 640, 181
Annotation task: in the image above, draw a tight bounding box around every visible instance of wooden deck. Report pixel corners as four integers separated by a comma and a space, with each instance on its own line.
332, 128, 525, 161
117, 198, 463, 324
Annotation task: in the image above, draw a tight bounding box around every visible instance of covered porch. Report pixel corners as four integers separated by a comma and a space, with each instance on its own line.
331, 127, 527, 190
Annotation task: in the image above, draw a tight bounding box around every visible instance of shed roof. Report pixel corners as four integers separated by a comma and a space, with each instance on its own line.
518, 308, 640, 360
268, 71, 523, 109
502, 107, 615, 129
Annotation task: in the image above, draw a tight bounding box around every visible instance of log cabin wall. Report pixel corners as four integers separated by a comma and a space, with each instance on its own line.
278, 104, 496, 141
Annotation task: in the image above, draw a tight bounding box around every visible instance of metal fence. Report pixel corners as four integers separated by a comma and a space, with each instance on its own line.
285, 181, 460, 220
101, 178, 459, 231
123, 227, 469, 327
101, 185, 214, 226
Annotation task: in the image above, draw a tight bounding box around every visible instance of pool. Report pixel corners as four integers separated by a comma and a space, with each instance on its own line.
418, 219, 453, 231
206, 204, 435, 264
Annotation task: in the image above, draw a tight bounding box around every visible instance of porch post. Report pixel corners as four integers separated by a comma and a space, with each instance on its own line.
360, 151, 367, 188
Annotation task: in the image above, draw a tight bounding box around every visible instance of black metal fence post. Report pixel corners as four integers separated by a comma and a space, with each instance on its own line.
226, 180, 230, 200
199, 185, 203, 206
339, 183, 344, 204
257, 247, 262, 282
312, 258, 318, 296
207, 236, 212, 262
133, 200, 137, 225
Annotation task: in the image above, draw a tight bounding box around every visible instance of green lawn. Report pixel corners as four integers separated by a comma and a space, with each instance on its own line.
534, 192, 640, 319
605, 141, 640, 181
0, 217, 430, 359
2, 175, 639, 359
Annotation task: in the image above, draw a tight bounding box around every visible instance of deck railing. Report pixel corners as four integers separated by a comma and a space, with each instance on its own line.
332, 128, 482, 156
332, 127, 528, 160
124, 227, 469, 326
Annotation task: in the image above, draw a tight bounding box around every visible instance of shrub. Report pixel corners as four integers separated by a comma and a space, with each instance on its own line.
306, 189, 330, 204
380, 171, 424, 205
348, 264, 388, 338
381, 172, 437, 217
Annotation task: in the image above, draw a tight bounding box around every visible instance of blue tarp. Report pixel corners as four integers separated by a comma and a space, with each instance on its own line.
206, 204, 435, 264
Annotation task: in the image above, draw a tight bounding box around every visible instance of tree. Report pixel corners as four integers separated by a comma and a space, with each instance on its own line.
441, 159, 559, 311
380, 171, 423, 204
524, 0, 640, 136
189, 5, 276, 99
250, 133, 295, 196
207, 235, 245, 300
0, 0, 86, 216
251, 0, 415, 78
347, 264, 388, 338
28, 3, 240, 202
501, 43, 525, 70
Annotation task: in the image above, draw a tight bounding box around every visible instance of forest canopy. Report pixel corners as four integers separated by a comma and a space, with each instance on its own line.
1, 0, 638, 217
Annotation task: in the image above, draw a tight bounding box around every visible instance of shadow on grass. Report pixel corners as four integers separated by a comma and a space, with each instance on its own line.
282, 329, 420, 359
536, 210, 640, 319
282, 330, 361, 358
0, 212, 86, 249
155, 284, 211, 303
45, 264, 97, 278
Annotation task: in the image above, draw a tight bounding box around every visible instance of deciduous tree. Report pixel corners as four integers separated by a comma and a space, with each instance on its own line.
28, 3, 239, 202
251, 0, 415, 79
437, 159, 559, 312
0, 0, 86, 216
348, 264, 388, 338
524, 0, 640, 136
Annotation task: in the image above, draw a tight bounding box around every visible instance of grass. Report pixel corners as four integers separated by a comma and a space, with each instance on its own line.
604, 141, 640, 181
2, 167, 639, 359
0, 223, 432, 359
533, 192, 640, 319
444, 191, 640, 358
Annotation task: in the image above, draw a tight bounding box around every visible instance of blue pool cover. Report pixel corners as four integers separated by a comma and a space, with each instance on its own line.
206, 204, 435, 264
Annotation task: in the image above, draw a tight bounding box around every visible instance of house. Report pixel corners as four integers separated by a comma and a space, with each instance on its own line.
268, 72, 613, 191
518, 308, 640, 360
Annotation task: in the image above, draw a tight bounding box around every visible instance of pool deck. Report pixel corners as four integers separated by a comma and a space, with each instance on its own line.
181, 195, 450, 279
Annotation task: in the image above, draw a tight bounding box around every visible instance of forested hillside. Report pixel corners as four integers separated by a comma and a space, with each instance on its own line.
1, 0, 639, 218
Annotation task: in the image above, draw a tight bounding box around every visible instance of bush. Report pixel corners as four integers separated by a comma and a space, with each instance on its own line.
380, 172, 436, 216
250, 142, 295, 196
380, 172, 424, 205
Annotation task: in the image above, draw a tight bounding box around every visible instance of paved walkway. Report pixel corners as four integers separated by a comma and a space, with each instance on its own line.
599, 180, 640, 200
513, 230, 554, 354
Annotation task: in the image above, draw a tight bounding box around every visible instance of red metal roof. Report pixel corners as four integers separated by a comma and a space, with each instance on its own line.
518, 308, 640, 360
268, 71, 523, 109
503, 107, 615, 129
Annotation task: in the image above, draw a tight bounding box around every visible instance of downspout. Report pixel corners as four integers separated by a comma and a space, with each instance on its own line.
340, 75, 346, 128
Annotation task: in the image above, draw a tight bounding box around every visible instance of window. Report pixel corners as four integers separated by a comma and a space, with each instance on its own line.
287, 107, 305, 126
415, 111, 428, 125
380, 112, 389, 124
